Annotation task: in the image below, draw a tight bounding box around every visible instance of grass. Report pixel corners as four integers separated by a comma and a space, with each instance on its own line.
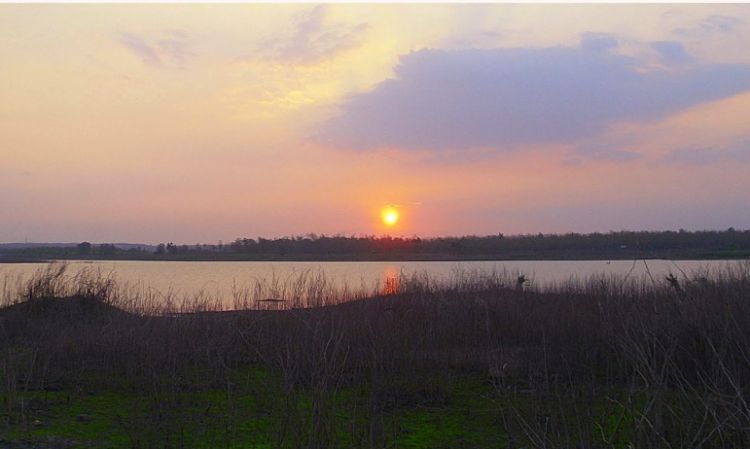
1, 261, 750, 448
2, 371, 507, 448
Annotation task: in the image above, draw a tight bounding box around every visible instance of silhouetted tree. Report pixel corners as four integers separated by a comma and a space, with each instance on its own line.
77, 241, 92, 255
97, 243, 117, 257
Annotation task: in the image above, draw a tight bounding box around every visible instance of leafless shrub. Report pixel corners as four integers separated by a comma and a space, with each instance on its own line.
1, 262, 750, 447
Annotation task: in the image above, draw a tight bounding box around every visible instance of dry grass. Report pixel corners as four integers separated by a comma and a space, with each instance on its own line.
1, 261, 749, 448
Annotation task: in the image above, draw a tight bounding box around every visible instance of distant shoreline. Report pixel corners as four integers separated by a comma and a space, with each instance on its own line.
3, 229, 749, 263
2, 253, 748, 264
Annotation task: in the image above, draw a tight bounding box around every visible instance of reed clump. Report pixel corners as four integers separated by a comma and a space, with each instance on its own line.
1, 261, 749, 448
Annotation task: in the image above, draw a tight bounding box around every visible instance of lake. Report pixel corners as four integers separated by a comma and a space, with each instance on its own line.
1, 259, 743, 309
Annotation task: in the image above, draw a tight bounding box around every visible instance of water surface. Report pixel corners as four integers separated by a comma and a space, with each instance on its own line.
1, 259, 740, 308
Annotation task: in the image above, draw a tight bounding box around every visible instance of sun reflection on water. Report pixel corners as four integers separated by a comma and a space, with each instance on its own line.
382, 265, 400, 295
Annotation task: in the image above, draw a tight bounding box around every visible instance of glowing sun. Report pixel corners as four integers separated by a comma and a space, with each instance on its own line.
381, 206, 399, 226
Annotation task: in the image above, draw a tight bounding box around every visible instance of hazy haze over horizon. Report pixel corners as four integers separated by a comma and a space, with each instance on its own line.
2, 4, 750, 244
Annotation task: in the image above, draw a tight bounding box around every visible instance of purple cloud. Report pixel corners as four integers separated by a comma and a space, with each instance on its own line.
580, 32, 619, 53
318, 37, 750, 154
651, 41, 692, 64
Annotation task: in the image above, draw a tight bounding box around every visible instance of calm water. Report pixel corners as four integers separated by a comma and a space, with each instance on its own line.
0, 259, 742, 307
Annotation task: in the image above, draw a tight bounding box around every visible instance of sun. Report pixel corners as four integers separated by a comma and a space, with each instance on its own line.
381, 206, 399, 227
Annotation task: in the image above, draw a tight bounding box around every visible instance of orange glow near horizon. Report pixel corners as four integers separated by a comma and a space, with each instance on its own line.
381, 206, 399, 227
2, 4, 750, 243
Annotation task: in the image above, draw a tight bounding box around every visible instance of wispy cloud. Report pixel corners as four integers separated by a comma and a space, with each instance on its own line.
318, 36, 750, 156
119, 32, 162, 67
701, 15, 745, 33
674, 14, 745, 37
255, 5, 368, 64
157, 30, 194, 66
118, 30, 194, 68
662, 142, 750, 165
573, 133, 643, 163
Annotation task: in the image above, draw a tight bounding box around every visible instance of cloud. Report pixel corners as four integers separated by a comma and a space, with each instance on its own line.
662, 142, 750, 165
651, 41, 692, 65
573, 133, 643, 163
256, 5, 368, 64
157, 31, 194, 65
580, 32, 619, 53
119, 32, 162, 67
318, 37, 750, 153
674, 14, 745, 37
701, 15, 745, 33
118, 30, 194, 68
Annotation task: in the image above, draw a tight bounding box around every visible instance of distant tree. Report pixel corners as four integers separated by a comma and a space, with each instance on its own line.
98, 243, 117, 257
77, 241, 92, 255
143, 229, 750, 260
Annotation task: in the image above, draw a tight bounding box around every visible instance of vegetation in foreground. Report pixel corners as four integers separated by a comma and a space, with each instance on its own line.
1, 262, 750, 448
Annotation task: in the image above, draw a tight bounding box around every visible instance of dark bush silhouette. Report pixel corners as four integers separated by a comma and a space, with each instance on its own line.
2, 262, 750, 447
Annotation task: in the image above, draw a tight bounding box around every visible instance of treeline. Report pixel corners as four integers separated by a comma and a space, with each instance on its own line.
219, 228, 750, 258
2, 228, 749, 261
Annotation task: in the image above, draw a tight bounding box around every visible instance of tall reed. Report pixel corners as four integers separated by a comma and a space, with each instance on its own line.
1, 261, 749, 448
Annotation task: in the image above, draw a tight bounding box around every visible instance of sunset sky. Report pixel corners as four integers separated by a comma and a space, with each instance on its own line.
2, 3, 750, 244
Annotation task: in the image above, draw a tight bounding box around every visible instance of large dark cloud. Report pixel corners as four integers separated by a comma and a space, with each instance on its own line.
319, 38, 750, 151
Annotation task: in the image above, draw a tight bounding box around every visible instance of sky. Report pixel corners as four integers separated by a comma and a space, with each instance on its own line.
1, 3, 750, 244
